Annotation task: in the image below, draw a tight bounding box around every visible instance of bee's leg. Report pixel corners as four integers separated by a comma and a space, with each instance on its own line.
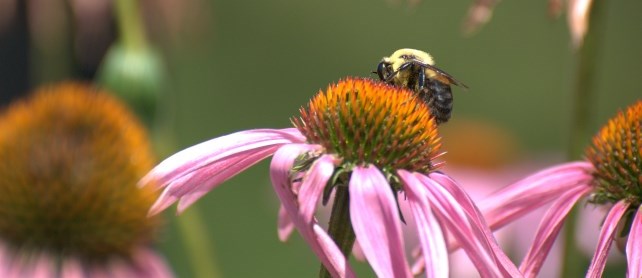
385, 62, 413, 83
417, 68, 426, 91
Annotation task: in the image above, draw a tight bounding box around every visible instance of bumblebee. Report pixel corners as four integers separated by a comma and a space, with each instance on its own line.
376, 48, 468, 124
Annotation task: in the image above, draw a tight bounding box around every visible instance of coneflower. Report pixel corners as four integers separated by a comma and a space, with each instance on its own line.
472, 100, 642, 277
141, 77, 520, 277
0, 83, 172, 277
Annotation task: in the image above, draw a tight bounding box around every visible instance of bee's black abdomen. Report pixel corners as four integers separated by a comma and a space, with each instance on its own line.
425, 79, 453, 124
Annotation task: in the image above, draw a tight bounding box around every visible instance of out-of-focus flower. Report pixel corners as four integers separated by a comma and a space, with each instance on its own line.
463, 0, 594, 48
0, 83, 172, 277
140, 78, 521, 277
474, 100, 642, 277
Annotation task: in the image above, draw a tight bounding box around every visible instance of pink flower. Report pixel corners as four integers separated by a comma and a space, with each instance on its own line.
141, 78, 521, 277
474, 100, 642, 277
0, 84, 172, 277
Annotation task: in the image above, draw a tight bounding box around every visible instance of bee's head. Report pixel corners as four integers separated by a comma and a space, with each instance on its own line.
389, 48, 435, 69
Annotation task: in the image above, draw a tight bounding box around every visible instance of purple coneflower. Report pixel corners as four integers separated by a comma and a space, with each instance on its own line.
141, 77, 521, 277
0, 83, 172, 277
473, 100, 642, 277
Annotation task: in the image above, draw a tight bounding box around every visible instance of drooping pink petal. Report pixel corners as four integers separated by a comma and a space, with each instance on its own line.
626, 207, 642, 278
567, 0, 594, 48
278, 177, 304, 242
399, 170, 448, 278
587, 200, 630, 278
299, 155, 337, 223
278, 205, 295, 242
148, 136, 309, 215
414, 173, 504, 277
132, 248, 174, 278
31, 253, 55, 278
148, 182, 182, 215
107, 259, 137, 278
352, 240, 366, 261
0, 244, 12, 277
60, 258, 85, 278
169, 145, 282, 196
349, 165, 412, 278
428, 173, 522, 277
174, 146, 282, 213
410, 245, 425, 275
479, 161, 594, 231
519, 184, 592, 277
87, 266, 110, 278
140, 128, 305, 188
270, 144, 355, 278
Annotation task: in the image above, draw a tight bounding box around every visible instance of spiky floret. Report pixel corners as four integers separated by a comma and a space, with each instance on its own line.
292, 77, 442, 176
586, 100, 642, 206
0, 83, 160, 262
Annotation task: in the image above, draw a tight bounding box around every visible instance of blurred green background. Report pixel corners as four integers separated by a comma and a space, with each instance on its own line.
1, 0, 640, 276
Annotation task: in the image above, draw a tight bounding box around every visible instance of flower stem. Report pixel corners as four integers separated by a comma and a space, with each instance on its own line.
177, 207, 222, 278
563, 1, 607, 277
114, 0, 147, 50
319, 185, 355, 278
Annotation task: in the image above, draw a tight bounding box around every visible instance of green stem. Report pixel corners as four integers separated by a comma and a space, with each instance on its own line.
562, 1, 607, 277
114, 0, 147, 50
176, 207, 222, 278
319, 186, 355, 278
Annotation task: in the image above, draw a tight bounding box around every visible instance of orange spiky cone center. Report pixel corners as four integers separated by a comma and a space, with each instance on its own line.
586, 100, 642, 206
0, 83, 160, 262
292, 78, 442, 175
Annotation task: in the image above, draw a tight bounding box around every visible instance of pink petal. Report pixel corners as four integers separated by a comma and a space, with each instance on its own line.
627, 208, 642, 278
140, 128, 305, 188
479, 161, 593, 231
0, 244, 12, 277
174, 145, 281, 213
277, 178, 304, 241
60, 258, 85, 278
587, 200, 630, 278
107, 259, 137, 278
132, 248, 175, 278
352, 240, 366, 261
298, 155, 337, 223
6, 255, 28, 278
270, 144, 355, 278
148, 179, 183, 215
519, 184, 592, 277
399, 170, 448, 278
169, 145, 281, 196
567, 0, 594, 48
415, 173, 505, 277
278, 205, 295, 242
410, 245, 425, 275
31, 254, 55, 278
429, 173, 522, 277
349, 165, 412, 278
148, 137, 300, 215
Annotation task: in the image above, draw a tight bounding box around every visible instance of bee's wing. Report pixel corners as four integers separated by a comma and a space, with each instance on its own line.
417, 62, 469, 89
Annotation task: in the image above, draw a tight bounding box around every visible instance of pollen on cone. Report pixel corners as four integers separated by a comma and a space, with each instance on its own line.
586, 100, 642, 205
0, 83, 160, 261
292, 77, 442, 173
